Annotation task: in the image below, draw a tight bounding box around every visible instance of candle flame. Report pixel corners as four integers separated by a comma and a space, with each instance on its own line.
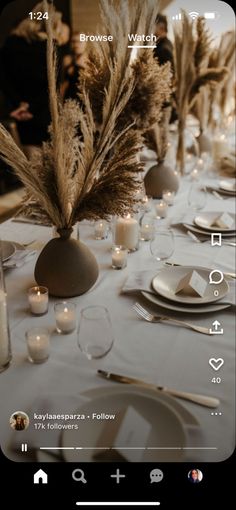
36, 336, 40, 341
37, 291, 41, 296
126, 213, 131, 219
64, 307, 68, 313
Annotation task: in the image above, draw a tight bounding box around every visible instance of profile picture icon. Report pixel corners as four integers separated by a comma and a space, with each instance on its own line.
188, 469, 203, 483
10, 411, 29, 431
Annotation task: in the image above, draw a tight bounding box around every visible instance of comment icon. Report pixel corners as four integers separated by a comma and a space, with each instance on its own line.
209, 270, 224, 285
150, 469, 164, 483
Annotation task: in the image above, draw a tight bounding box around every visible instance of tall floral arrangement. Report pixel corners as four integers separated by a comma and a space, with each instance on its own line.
173, 13, 228, 174
0, 0, 171, 227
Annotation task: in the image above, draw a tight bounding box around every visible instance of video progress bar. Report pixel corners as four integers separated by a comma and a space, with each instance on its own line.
76, 503, 160, 507
39, 446, 217, 451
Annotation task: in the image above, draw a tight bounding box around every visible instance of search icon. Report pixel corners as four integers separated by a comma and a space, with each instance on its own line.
72, 469, 87, 483
209, 270, 224, 285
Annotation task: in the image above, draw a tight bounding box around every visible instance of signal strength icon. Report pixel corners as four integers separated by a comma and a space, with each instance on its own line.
172, 13, 182, 20
188, 11, 199, 19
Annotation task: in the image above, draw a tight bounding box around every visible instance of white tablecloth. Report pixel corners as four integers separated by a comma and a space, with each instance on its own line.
0, 175, 235, 462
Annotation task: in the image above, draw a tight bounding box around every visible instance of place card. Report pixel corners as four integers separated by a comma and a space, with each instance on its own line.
93, 406, 151, 462
175, 270, 207, 297
213, 213, 234, 229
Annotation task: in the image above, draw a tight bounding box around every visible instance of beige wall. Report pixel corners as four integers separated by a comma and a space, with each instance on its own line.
70, 0, 173, 33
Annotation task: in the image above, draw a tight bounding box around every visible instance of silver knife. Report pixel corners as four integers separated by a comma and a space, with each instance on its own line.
97, 370, 219, 408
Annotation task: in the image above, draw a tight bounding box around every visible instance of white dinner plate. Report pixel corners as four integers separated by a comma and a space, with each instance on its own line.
62, 386, 187, 462
183, 223, 236, 238
1, 241, 16, 262
142, 291, 230, 314
152, 266, 229, 305
194, 212, 236, 232
219, 180, 236, 193
82, 385, 199, 428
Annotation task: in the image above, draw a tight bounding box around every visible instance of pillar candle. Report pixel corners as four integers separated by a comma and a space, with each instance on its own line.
0, 289, 11, 369
115, 215, 139, 251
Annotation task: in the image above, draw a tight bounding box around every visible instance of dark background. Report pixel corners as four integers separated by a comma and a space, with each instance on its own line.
0, 0, 70, 47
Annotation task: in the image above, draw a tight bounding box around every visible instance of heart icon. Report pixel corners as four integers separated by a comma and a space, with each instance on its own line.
209, 358, 224, 371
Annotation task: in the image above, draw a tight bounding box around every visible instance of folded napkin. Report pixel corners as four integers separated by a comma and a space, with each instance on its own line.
122, 270, 236, 306
205, 185, 235, 196
3, 249, 36, 269
9, 394, 89, 454
121, 270, 156, 294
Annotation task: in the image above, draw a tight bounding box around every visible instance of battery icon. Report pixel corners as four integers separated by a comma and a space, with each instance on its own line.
204, 12, 216, 19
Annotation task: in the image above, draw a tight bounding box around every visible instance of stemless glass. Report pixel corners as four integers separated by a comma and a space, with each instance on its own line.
150, 230, 174, 266
77, 306, 114, 360
188, 184, 207, 211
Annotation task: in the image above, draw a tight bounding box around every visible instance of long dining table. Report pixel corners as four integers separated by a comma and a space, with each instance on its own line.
0, 171, 235, 463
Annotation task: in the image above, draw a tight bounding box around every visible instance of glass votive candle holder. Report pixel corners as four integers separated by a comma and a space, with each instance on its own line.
26, 327, 50, 364
139, 216, 155, 241
111, 245, 128, 270
190, 168, 200, 181
94, 220, 109, 240
162, 190, 175, 206
54, 301, 77, 334
28, 286, 49, 315
155, 200, 168, 218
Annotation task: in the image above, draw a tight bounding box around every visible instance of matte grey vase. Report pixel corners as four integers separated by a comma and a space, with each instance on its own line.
144, 161, 180, 199
34, 228, 99, 297
197, 132, 212, 154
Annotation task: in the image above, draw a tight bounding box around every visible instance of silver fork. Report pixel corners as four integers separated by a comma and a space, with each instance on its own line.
133, 303, 211, 335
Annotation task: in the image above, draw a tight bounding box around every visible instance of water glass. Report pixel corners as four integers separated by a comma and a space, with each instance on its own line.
150, 230, 174, 265
188, 184, 207, 211
77, 306, 114, 360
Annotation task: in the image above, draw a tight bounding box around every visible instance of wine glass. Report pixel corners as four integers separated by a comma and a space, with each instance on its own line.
188, 184, 207, 211
150, 230, 174, 266
77, 306, 114, 360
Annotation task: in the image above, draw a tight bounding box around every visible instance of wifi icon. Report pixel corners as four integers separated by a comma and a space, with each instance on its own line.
189, 11, 199, 19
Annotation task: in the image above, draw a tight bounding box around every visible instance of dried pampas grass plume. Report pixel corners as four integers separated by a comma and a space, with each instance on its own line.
173, 12, 228, 173
1, 0, 167, 226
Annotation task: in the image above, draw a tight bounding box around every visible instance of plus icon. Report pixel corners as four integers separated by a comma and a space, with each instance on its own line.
110, 469, 126, 484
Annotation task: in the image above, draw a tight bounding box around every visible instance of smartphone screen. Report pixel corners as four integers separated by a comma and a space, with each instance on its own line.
0, 0, 235, 507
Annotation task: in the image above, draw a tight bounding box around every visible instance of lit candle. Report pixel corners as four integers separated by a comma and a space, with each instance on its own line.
190, 168, 199, 181
162, 190, 175, 206
28, 286, 48, 315
0, 289, 11, 369
94, 220, 108, 240
26, 327, 50, 364
156, 201, 168, 218
114, 214, 139, 251
111, 245, 127, 269
212, 134, 229, 161
141, 195, 152, 212
140, 223, 154, 241
54, 302, 77, 334
196, 158, 204, 171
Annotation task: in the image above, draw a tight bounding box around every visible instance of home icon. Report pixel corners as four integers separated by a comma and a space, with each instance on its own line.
33, 469, 48, 484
